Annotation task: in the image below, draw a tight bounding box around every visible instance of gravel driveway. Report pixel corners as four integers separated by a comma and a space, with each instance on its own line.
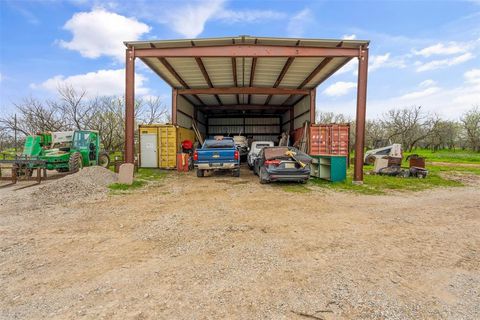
1, 167, 479, 319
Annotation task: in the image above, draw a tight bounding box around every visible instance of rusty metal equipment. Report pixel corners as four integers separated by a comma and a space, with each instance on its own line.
406, 154, 426, 168
0, 157, 48, 184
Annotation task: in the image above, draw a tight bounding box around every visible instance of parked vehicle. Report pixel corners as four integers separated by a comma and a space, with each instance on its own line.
364, 143, 402, 165
247, 141, 274, 169
253, 146, 312, 184
3, 130, 110, 178
193, 137, 240, 177
233, 135, 249, 159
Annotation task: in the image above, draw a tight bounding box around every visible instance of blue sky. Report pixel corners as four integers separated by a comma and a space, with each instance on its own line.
1, 0, 479, 119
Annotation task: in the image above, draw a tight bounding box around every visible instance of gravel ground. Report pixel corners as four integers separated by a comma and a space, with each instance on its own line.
0, 166, 479, 319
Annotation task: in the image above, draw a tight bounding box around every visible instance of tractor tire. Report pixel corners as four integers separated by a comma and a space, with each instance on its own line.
196, 169, 204, 177
259, 167, 269, 184
69, 152, 83, 173
98, 151, 110, 168
365, 155, 376, 165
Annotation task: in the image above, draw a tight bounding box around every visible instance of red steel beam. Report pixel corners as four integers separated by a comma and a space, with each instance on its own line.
195, 57, 222, 105
264, 57, 295, 105
134, 45, 360, 58
178, 87, 309, 95
353, 48, 369, 184
197, 104, 291, 111
125, 48, 135, 164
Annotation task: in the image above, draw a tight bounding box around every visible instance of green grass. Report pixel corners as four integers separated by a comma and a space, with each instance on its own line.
404, 148, 480, 164
135, 168, 169, 181
309, 164, 466, 195
108, 180, 147, 191
108, 168, 168, 193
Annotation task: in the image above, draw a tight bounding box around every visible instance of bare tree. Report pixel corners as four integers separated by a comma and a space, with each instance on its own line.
461, 106, 480, 152
381, 106, 434, 151
365, 119, 387, 149
316, 111, 350, 124
0, 97, 66, 135
137, 96, 169, 124
57, 84, 95, 130
423, 119, 459, 151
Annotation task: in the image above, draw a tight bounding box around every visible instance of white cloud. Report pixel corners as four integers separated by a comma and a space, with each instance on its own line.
419, 79, 436, 88
342, 34, 357, 40
59, 8, 151, 60
159, 0, 224, 38
140, 0, 285, 38
416, 52, 474, 72
31, 69, 149, 97
0, 72, 3, 83
464, 68, 480, 84
370, 53, 390, 71
413, 42, 467, 57
286, 8, 314, 37
369, 53, 406, 72
336, 59, 358, 75
399, 86, 440, 100
323, 81, 356, 97
216, 9, 286, 23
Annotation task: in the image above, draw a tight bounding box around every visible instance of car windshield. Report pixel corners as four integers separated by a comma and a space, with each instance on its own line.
255, 144, 271, 149
203, 139, 235, 148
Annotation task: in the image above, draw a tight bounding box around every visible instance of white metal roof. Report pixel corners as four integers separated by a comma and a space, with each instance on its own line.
125, 36, 369, 111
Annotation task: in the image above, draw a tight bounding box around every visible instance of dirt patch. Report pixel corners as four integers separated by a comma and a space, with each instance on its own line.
440, 171, 480, 185
0, 166, 479, 319
430, 161, 480, 168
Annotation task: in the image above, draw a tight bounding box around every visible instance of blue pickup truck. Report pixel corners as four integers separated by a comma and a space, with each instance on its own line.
193, 137, 240, 177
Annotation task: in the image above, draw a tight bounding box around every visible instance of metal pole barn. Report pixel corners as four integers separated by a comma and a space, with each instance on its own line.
124, 37, 369, 182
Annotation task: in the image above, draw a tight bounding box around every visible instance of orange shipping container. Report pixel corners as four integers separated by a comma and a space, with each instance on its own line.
309, 124, 349, 156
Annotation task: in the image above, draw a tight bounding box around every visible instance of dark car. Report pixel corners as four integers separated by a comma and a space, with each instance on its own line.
253, 146, 312, 184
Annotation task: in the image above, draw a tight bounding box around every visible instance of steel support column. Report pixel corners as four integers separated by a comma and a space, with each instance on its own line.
309, 89, 316, 124
125, 48, 135, 164
353, 48, 369, 183
172, 88, 178, 125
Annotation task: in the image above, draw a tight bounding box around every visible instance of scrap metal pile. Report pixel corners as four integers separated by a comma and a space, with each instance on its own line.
369, 146, 428, 178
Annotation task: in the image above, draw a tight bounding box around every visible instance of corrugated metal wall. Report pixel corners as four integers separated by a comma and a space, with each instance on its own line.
176, 96, 194, 129
206, 117, 281, 142
293, 96, 310, 129
196, 111, 207, 135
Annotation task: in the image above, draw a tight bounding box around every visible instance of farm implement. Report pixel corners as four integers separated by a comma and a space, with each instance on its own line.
0, 130, 110, 184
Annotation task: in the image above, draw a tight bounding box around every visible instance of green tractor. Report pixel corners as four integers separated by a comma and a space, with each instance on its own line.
17, 130, 110, 175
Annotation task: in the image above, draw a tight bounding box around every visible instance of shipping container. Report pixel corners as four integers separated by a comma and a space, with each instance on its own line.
139, 124, 196, 169
309, 124, 350, 156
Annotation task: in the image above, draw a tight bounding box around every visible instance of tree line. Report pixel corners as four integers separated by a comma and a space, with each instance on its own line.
0, 86, 169, 153
1, 86, 479, 153
317, 105, 480, 152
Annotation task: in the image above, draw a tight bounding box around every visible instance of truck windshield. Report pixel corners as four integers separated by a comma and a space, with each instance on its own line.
203, 140, 234, 148
72, 132, 90, 149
